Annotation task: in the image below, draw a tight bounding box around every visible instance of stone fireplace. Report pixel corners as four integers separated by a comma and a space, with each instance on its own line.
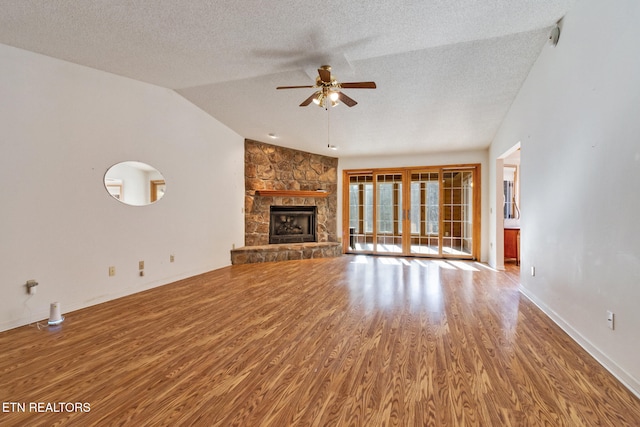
269, 206, 317, 244
230, 139, 342, 265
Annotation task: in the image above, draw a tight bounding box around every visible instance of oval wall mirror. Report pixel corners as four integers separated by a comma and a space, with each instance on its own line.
104, 161, 166, 206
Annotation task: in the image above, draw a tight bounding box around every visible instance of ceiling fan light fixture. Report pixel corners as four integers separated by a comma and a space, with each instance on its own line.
277, 65, 376, 109
313, 91, 324, 106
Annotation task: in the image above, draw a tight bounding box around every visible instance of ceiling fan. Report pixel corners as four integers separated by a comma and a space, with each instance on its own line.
277, 65, 376, 108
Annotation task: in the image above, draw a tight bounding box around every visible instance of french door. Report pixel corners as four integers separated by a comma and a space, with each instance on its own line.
343, 165, 480, 259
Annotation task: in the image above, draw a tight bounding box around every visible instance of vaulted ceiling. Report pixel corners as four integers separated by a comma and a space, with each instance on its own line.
0, 1, 573, 157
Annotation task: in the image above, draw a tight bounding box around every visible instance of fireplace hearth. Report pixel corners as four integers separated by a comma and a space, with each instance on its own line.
269, 206, 317, 244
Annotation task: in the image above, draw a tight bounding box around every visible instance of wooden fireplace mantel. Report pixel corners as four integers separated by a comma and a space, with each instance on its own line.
254, 190, 329, 198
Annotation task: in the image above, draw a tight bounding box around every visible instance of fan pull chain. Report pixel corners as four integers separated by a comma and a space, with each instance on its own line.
327, 105, 330, 148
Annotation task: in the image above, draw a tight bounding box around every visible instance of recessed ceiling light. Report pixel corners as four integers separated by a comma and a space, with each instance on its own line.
268, 133, 277, 139
327, 144, 338, 150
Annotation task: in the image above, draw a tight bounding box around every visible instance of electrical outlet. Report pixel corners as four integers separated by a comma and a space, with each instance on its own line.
607, 311, 615, 330
139, 261, 144, 270
170, 255, 174, 263
26, 280, 38, 295
109, 266, 116, 276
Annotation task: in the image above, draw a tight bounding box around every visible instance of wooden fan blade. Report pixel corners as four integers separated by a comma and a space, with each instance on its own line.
318, 67, 332, 84
338, 91, 357, 107
340, 82, 377, 89
299, 93, 316, 107
277, 85, 314, 89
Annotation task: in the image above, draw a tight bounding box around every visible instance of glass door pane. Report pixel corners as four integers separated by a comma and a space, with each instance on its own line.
348, 175, 374, 252
409, 172, 440, 255
442, 170, 473, 257
375, 173, 403, 253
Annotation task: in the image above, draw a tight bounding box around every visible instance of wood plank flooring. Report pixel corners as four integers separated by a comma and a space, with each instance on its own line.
1, 256, 639, 426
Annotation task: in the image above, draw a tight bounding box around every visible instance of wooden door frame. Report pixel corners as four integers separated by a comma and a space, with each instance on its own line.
373, 170, 404, 255
150, 180, 165, 203
343, 164, 481, 260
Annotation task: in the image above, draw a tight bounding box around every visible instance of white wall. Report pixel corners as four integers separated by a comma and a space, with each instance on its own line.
0, 44, 245, 331
339, 149, 489, 262
489, 0, 640, 395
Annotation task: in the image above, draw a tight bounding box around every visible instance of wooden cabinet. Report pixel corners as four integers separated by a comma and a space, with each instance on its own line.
504, 228, 520, 265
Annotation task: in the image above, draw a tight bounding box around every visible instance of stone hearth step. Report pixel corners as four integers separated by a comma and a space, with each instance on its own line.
231, 242, 342, 265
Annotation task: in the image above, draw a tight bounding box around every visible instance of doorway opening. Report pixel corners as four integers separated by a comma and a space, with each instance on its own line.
497, 143, 521, 270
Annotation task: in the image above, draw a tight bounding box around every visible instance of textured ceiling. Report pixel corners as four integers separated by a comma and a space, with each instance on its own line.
0, 1, 574, 157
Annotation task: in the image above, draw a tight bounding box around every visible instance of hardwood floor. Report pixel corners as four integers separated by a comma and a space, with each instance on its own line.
1, 256, 639, 426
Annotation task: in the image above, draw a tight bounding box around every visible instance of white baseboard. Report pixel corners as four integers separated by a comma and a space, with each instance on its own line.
1, 265, 223, 333
519, 286, 640, 399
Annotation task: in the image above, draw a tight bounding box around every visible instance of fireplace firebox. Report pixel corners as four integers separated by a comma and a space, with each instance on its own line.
269, 206, 317, 244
